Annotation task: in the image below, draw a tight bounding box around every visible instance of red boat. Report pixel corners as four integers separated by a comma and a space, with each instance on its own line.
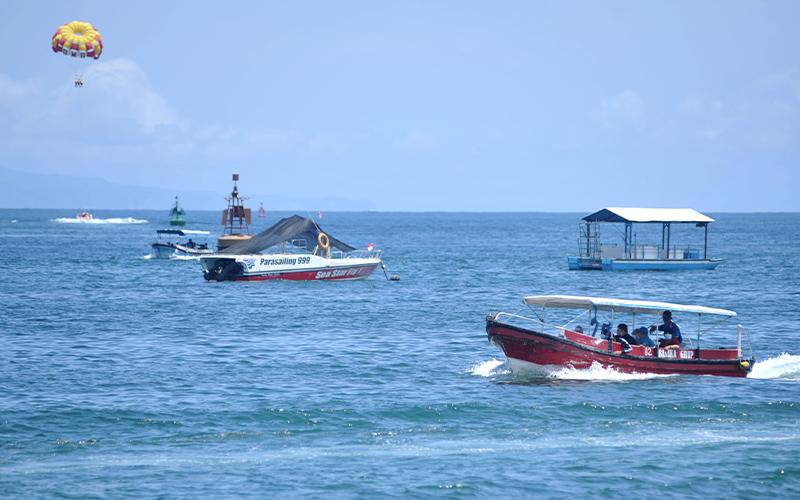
486, 295, 754, 378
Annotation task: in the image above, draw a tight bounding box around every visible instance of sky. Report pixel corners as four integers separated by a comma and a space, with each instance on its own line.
0, 1, 798, 211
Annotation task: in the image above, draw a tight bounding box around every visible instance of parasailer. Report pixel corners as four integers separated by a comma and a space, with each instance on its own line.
51, 21, 103, 87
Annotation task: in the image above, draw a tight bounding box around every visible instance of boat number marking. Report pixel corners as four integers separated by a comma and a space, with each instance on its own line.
656, 349, 695, 359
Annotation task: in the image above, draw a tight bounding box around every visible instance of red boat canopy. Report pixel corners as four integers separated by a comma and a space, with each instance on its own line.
523, 295, 736, 317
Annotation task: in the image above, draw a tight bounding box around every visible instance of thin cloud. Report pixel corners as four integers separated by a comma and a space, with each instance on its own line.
599, 90, 645, 121
0, 74, 40, 108
83, 59, 179, 132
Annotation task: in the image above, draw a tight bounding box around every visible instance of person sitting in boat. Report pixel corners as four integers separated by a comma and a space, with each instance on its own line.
613, 323, 638, 352
186, 238, 195, 248
574, 325, 584, 334
650, 310, 682, 349
633, 326, 656, 347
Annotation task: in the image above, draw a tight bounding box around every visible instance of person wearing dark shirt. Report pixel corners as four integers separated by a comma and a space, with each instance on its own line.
650, 310, 682, 348
613, 323, 638, 352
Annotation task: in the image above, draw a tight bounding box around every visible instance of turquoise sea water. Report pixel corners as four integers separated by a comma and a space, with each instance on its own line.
1, 210, 799, 497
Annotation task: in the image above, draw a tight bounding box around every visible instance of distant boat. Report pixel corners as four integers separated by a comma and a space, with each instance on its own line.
151, 229, 213, 259
76, 211, 93, 222
258, 203, 266, 218
169, 196, 186, 226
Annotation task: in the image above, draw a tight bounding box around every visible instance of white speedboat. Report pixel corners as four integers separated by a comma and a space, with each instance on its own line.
201, 215, 382, 281
151, 229, 214, 259
76, 211, 94, 222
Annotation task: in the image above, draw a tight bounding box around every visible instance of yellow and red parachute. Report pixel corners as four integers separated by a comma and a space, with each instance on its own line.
51, 21, 103, 59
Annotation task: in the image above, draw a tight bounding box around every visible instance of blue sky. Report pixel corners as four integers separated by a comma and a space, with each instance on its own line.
1, 1, 798, 210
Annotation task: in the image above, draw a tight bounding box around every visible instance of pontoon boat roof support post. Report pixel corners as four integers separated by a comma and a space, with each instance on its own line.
661, 223, 666, 257
666, 223, 671, 259
585, 221, 591, 258
625, 222, 632, 259
704, 223, 708, 259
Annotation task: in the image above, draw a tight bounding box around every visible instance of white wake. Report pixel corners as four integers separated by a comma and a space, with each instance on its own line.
53, 217, 149, 224
547, 362, 676, 381
469, 358, 509, 377
748, 353, 800, 380
169, 254, 201, 261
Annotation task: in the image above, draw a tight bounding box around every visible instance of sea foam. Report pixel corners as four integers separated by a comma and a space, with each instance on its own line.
748, 353, 800, 380
53, 217, 149, 224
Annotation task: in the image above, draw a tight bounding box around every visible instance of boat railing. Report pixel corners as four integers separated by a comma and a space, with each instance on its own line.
334, 249, 383, 260
737, 324, 754, 359
492, 312, 566, 338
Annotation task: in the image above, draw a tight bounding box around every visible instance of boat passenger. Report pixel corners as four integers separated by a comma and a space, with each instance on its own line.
633, 326, 655, 347
614, 323, 638, 344
574, 325, 584, 334
650, 310, 682, 348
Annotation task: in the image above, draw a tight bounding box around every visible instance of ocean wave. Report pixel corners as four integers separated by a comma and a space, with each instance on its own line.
170, 254, 201, 261
748, 353, 800, 380
52, 217, 149, 224
468, 358, 508, 377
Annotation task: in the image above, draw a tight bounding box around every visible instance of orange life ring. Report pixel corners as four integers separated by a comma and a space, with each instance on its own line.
317, 232, 330, 250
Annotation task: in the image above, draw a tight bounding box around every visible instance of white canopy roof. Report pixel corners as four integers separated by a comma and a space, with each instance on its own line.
582, 207, 714, 224
523, 295, 736, 317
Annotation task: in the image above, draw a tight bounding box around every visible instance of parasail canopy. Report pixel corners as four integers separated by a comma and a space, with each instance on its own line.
52, 21, 103, 59
222, 215, 356, 255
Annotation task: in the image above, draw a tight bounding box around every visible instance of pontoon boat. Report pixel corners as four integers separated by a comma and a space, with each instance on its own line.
568, 208, 721, 270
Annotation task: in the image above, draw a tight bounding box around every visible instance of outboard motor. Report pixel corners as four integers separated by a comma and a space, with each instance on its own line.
203, 258, 244, 282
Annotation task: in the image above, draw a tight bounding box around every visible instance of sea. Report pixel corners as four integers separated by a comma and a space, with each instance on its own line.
1, 210, 799, 498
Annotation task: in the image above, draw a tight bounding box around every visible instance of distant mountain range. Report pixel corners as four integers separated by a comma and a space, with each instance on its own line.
0, 167, 375, 211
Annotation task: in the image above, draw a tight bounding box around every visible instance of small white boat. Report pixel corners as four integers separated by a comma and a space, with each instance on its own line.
151, 229, 213, 259
201, 215, 382, 281
76, 211, 94, 222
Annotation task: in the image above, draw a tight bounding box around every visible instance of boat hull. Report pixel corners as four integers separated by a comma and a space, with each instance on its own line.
200, 253, 381, 282
151, 243, 214, 259
568, 256, 721, 271
150, 243, 177, 259
568, 257, 721, 271
486, 318, 751, 377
